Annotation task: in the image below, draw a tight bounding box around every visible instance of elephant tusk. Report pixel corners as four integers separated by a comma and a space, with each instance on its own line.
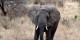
36, 25, 38, 30
46, 26, 48, 30
47, 13, 49, 17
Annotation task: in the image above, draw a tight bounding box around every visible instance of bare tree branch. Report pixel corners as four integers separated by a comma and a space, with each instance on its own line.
0, 0, 6, 16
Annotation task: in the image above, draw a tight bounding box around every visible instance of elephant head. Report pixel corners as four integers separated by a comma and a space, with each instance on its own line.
36, 9, 49, 40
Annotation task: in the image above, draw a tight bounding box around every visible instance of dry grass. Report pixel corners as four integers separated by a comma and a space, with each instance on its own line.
54, 1, 80, 40
0, 16, 35, 40
0, 0, 80, 40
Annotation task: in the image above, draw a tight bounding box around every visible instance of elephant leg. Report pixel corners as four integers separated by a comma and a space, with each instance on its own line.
50, 29, 56, 40
46, 27, 51, 40
34, 28, 39, 40
50, 21, 59, 40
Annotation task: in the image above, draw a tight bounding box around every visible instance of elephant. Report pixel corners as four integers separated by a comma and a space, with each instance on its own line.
27, 4, 60, 40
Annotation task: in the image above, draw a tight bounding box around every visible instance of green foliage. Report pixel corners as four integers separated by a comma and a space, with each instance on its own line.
34, 0, 40, 4
74, 15, 77, 19
72, 15, 80, 21
34, 0, 38, 4
73, 0, 80, 3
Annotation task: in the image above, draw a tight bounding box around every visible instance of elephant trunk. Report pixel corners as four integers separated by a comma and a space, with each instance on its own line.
39, 25, 44, 40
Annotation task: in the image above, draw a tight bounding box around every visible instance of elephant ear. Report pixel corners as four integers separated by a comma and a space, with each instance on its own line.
27, 4, 41, 24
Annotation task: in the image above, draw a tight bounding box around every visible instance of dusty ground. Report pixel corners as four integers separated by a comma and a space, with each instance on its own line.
0, 0, 80, 40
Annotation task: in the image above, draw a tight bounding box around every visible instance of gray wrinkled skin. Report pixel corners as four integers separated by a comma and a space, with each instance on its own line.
41, 5, 60, 26
27, 4, 60, 25
27, 4, 41, 25
27, 4, 60, 40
